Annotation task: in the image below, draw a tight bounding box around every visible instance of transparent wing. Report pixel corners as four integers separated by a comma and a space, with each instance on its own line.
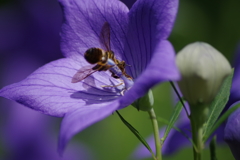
71, 65, 98, 83
99, 22, 111, 51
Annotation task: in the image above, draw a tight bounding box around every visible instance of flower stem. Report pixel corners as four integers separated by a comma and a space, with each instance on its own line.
189, 104, 208, 160
190, 117, 203, 160
148, 108, 162, 160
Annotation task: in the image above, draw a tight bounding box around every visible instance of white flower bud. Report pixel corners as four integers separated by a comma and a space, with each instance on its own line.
176, 42, 231, 105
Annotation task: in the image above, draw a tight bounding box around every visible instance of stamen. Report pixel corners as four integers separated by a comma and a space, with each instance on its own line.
119, 75, 134, 89
107, 59, 134, 90
101, 82, 124, 88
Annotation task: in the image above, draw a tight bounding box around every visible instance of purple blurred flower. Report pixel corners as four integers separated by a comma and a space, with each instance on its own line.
1, 100, 94, 160
0, 0, 63, 61
224, 45, 240, 160
224, 107, 240, 160
0, 0, 180, 154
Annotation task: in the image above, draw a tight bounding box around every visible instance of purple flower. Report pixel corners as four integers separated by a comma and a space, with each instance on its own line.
224, 45, 240, 160
0, 0, 180, 154
1, 100, 94, 160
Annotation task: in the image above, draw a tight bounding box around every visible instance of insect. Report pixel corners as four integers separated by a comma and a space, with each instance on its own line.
71, 22, 132, 83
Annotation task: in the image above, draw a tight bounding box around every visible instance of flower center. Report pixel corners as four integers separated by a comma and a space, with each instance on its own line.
107, 59, 134, 91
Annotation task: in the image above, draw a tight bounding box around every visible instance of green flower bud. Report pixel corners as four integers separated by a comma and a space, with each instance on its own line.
176, 42, 231, 106
132, 90, 154, 111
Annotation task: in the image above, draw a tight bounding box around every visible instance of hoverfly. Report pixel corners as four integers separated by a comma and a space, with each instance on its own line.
71, 22, 132, 83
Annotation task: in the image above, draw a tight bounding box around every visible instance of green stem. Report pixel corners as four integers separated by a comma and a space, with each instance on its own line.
209, 136, 217, 160
190, 117, 203, 160
190, 104, 208, 160
148, 108, 162, 160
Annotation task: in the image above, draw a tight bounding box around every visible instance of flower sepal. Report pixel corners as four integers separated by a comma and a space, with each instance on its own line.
132, 90, 154, 111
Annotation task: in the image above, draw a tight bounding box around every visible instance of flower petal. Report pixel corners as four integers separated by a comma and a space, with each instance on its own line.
58, 100, 119, 154
0, 58, 121, 117
224, 105, 240, 160
124, 0, 179, 78
119, 40, 180, 108
132, 0, 178, 40
226, 45, 240, 107
59, 0, 129, 60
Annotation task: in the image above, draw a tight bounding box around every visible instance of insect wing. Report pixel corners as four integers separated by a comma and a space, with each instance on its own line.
71, 65, 97, 83
99, 22, 111, 51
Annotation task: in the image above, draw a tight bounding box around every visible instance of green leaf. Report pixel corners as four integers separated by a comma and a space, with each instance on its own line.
203, 69, 234, 141
161, 101, 183, 144
116, 111, 156, 159
169, 81, 190, 116
203, 103, 240, 142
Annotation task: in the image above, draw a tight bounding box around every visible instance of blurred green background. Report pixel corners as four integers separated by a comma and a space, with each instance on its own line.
0, 0, 239, 159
